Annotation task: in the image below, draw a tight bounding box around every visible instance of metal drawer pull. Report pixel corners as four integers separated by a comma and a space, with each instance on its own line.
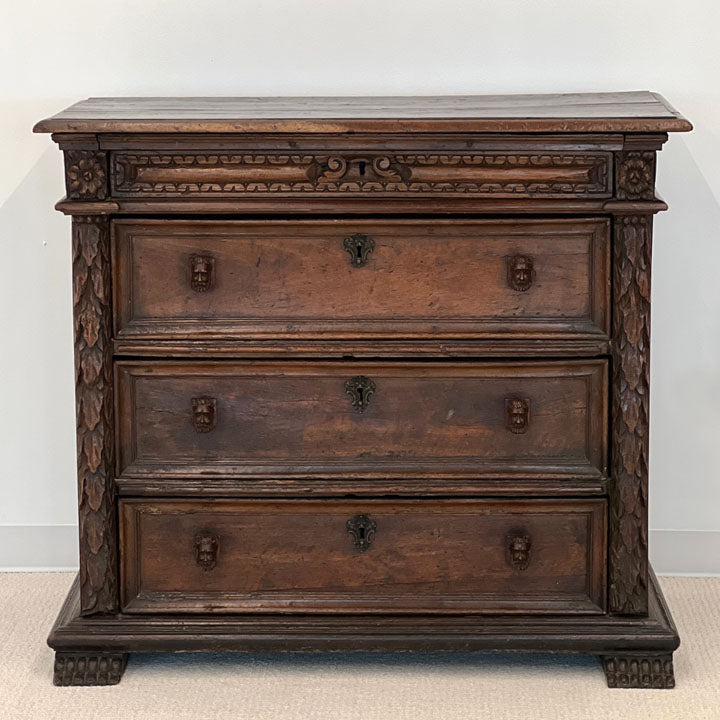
190, 253, 214, 292
344, 376, 376, 413
346, 514, 377, 552
507, 254, 534, 291
194, 534, 219, 570
192, 396, 217, 433
505, 397, 529, 434
343, 233, 375, 267
507, 532, 531, 570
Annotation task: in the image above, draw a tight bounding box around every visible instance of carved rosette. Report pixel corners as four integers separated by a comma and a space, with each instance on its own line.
610, 215, 652, 615
65, 151, 108, 200
73, 215, 118, 615
616, 151, 656, 200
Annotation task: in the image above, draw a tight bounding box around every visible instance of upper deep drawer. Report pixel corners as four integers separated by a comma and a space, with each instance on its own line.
110, 151, 611, 198
112, 218, 610, 341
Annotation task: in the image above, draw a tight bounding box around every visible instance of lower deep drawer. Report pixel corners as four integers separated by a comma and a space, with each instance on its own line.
119, 498, 606, 615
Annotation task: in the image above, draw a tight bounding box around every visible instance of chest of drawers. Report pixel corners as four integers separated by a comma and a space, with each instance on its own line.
35, 92, 691, 688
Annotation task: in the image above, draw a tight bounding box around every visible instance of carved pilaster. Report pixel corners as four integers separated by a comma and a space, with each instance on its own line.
73, 214, 118, 615
609, 214, 652, 614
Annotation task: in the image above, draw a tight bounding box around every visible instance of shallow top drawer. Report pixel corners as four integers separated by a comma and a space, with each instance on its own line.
110, 151, 611, 198
112, 218, 609, 342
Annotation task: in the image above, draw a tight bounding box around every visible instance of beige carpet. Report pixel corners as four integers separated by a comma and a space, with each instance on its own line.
0, 574, 718, 720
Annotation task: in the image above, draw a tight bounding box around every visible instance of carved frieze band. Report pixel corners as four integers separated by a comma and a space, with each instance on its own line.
615, 151, 656, 200
64, 150, 109, 200
112, 152, 610, 196
73, 215, 118, 615
609, 215, 652, 615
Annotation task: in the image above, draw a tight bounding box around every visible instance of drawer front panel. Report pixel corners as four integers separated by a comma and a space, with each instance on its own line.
119, 499, 607, 614
111, 151, 611, 198
116, 360, 607, 480
112, 219, 610, 340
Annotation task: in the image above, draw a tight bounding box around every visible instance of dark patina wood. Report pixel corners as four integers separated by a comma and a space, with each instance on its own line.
115, 360, 608, 481
72, 213, 118, 616
119, 498, 606, 615
35, 93, 690, 687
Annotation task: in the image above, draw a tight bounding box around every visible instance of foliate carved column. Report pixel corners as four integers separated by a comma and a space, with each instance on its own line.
609, 214, 652, 615
73, 214, 118, 615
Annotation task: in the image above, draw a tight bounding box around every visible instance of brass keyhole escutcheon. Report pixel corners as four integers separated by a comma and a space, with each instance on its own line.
346, 514, 377, 552
343, 233, 375, 267
344, 376, 376, 413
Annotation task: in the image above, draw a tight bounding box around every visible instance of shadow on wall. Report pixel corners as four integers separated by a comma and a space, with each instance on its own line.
650, 134, 720, 536
0, 145, 77, 528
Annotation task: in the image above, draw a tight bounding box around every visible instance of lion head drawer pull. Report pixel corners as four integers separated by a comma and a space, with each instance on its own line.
190, 253, 214, 292
194, 534, 219, 570
506, 532, 531, 570
505, 397, 530, 434
344, 375, 376, 413
507, 254, 534, 291
346, 514, 377, 553
343, 233, 375, 267
191, 396, 217, 433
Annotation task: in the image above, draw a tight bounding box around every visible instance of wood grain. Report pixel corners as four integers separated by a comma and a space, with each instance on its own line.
115, 360, 608, 481
34, 92, 692, 134
112, 218, 610, 342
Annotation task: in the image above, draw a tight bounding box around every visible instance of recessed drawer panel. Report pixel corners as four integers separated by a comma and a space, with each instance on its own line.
116, 360, 607, 481
112, 218, 609, 341
119, 498, 607, 615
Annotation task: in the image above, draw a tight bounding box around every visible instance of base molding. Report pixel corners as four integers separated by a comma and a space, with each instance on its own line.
49, 567, 679, 687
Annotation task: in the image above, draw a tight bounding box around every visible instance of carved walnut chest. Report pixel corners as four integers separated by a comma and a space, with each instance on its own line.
35, 93, 691, 687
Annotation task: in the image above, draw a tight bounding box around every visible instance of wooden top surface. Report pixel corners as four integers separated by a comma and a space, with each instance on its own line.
35, 92, 691, 135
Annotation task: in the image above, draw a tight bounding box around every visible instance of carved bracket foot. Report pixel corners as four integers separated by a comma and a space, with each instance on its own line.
601, 653, 675, 689
53, 652, 128, 686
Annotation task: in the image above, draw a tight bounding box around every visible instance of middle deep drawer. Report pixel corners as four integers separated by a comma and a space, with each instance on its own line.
116, 360, 607, 482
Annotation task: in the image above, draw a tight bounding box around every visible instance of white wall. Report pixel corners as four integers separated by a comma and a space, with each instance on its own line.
1, 0, 719, 572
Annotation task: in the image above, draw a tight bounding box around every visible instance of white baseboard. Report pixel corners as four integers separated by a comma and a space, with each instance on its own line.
0, 525, 78, 571
649, 529, 720, 576
1, 525, 718, 575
